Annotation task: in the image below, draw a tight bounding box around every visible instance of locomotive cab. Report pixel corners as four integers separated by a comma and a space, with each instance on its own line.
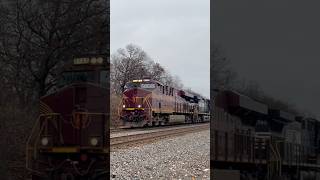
124, 79, 157, 91
26, 55, 109, 179
255, 120, 271, 135
120, 79, 158, 127
122, 79, 157, 109
58, 57, 108, 88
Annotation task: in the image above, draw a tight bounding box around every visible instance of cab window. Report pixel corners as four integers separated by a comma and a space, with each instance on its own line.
100, 70, 108, 87
59, 71, 95, 86
124, 82, 156, 90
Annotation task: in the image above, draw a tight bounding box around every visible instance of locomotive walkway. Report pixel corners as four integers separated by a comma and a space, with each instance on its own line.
110, 123, 209, 151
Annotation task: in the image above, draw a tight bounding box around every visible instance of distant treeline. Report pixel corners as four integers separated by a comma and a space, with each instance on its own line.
212, 43, 304, 116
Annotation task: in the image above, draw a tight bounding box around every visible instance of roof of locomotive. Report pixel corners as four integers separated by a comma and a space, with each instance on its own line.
131, 79, 164, 86
268, 109, 295, 122
214, 90, 304, 124
215, 90, 268, 115
129, 79, 210, 101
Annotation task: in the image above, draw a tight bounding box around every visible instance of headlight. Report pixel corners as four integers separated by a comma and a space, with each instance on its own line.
123, 104, 126, 108
90, 138, 98, 146
137, 104, 141, 108
41, 137, 49, 146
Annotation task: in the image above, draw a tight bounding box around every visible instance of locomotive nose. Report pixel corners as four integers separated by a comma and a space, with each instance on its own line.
74, 86, 87, 108
120, 88, 152, 126
123, 88, 152, 109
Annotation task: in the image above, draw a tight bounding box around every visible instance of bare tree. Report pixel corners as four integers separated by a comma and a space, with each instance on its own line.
211, 44, 301, 115
235, 80, 264, 100
111, 44, 168, 94
211, 44, 234, 89
160, 71, 173, 86
158, 71, 183, 90
0, 0, 109, 101
111, 44, 149, 94
172, 75, 183, 89
146, 61, 165, 81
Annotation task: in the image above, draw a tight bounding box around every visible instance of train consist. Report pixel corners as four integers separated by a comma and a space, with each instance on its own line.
212, 90, 320, 180
119, 79, 210, 128
26, 56, 109, 180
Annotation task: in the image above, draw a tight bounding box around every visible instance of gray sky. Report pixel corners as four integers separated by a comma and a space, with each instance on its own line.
111, 0, 210, 98
214, 0, 320, 117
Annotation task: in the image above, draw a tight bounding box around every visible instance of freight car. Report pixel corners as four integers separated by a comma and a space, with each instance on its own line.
26, 55, 109, 180
119, 79, 210, 128
212, 90, 320, 180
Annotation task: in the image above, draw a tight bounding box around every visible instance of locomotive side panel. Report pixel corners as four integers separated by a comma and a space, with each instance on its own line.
151, 87, 162, 114
213, 107, 245, 162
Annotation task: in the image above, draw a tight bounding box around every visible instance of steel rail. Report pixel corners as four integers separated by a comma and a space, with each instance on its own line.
110, 123, 209, 150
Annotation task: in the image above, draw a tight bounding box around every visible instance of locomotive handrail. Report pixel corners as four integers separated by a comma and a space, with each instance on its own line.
213, 127, 320, 178
268, 140, 282, 177
26, 114, 60, 176
26, 112, 108, 176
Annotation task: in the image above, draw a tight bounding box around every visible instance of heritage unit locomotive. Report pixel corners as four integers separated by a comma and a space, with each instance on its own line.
212, 90, 320, 180
26, 56, 109, 180
119, 79, 210, 128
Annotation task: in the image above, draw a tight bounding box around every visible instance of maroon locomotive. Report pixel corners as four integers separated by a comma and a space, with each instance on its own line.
26, 56, 109, 180
119, 79, 210, 128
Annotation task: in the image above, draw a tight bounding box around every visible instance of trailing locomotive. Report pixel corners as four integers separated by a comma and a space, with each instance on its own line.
119, 79, 210, 128
26, 55, 109, 180
212, 90, 320, 180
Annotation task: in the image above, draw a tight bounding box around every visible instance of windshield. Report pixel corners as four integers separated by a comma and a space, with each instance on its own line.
100, 70, 108, 87
124, 82, 156, 90
59, 71, 95, 86
255, 120, 270, 132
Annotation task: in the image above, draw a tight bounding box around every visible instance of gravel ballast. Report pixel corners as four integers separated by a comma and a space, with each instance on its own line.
111, 129, 210, 179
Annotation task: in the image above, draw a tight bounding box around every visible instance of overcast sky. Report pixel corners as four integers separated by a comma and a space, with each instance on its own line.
214, 0, 320, 117
111, 0, 210, 98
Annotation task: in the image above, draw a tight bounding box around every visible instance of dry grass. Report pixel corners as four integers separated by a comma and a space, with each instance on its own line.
110, 93, 122, 128
0, 104, 37, 179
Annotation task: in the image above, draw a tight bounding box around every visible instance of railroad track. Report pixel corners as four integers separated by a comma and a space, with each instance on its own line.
111, 122, 210, 133
110, 123, 209, 151
110, 128, 124, 133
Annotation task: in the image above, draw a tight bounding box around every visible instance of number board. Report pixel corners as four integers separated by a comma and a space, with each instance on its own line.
141, 84, 156, 89
73, 57, 104, 65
